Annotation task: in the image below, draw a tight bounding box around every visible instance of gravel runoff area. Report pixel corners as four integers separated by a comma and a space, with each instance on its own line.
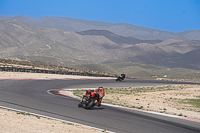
0, 72, 110, 133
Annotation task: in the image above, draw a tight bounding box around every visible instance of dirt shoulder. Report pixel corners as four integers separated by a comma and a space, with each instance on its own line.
0, 108, 103, 133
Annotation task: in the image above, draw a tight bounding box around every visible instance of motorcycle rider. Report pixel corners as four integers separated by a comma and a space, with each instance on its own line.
120, 73, 126, 79
91, 86, 105, 107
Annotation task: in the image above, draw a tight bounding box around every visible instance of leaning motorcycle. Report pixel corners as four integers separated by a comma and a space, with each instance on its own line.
78, 90, 97, 109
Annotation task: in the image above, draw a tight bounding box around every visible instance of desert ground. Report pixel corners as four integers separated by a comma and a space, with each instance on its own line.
1, 71, 200, 133
102, 85, 200, 120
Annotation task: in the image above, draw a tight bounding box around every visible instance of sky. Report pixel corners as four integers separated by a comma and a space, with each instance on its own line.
0, 0, 200, 32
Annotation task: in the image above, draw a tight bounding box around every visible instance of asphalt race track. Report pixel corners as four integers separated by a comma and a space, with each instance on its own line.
0, 78, 200, 133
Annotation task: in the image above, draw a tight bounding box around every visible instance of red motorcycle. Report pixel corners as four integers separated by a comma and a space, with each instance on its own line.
78, 90, 98, 109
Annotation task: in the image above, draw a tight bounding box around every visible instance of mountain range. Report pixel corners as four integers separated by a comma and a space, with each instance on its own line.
0, 16, 200, 78
1, 15, 200, 40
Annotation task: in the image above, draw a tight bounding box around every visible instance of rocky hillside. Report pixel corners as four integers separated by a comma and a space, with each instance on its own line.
0, 19, 200, 71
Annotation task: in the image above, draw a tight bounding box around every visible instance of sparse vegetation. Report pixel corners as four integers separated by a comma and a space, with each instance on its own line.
72, 90, 86, 98
180, 99, 200, 108
178, 113, 183, 116
17, 112, 30, 116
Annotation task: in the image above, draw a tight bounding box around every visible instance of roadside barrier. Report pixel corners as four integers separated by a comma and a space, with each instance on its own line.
0, 67, 114, 77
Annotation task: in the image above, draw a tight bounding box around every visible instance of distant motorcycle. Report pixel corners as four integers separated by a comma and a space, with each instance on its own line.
78, 90, 98, 109
116, 74, 125, 81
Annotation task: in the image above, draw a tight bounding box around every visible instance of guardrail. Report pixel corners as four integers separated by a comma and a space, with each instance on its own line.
0, 67, 114, 77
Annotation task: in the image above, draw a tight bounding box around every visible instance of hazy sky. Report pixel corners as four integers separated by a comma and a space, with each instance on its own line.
0, 0, 199, 32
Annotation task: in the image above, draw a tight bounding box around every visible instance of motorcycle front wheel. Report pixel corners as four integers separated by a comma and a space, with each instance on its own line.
78, 102, 83, 107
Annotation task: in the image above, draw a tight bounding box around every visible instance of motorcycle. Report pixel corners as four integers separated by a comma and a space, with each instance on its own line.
78, 90, 98, 109
116, 74, 125, 81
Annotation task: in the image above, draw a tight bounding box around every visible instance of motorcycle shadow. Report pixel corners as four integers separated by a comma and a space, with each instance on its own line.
89, 107, 105, 110
79, 106, 105, 110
